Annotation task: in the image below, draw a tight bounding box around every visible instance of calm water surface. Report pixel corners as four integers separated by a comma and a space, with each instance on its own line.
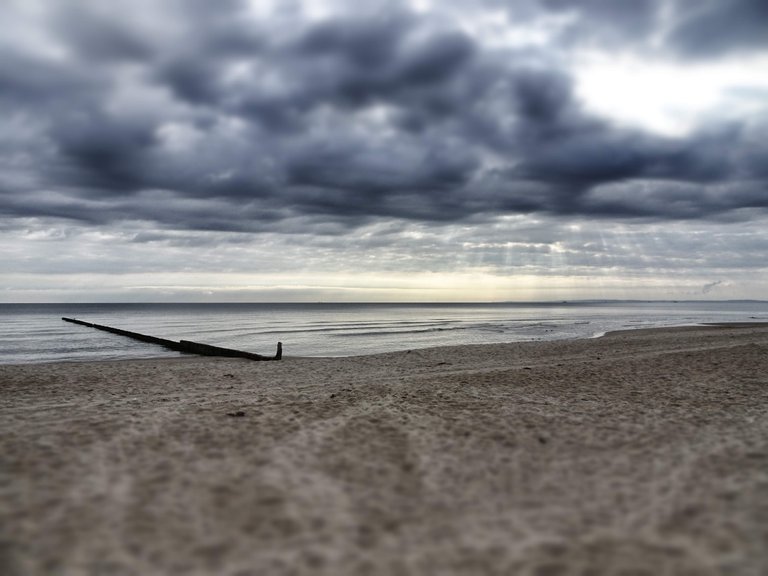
1, 301, 767, 364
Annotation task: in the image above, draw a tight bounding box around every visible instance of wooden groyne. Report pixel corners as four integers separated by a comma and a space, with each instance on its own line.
62, 318, 282, 361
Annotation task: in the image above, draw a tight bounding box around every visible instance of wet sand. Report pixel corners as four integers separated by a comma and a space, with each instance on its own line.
1, 324, 767, 575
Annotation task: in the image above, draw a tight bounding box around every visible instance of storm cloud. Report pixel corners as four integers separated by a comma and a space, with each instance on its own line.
1, 0, 765, 235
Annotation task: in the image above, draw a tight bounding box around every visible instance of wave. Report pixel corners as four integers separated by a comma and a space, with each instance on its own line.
4, 301, 768, 363
331, 322, 509, 337
256, 320, 456, 335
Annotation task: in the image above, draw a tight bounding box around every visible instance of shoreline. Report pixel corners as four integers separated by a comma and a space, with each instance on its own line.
2, 324, 768, 575
3, 321, 768, 368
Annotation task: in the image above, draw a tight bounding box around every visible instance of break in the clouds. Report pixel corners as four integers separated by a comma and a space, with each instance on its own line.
1, 0, 767, 301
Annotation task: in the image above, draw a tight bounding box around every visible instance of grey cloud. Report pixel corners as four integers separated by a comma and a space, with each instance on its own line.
49, 110, 159, 191
156, 57, 225, 106
510, 67, 573, 127
532, 0, 768, 58
0, 50, 97, 106
51, 0, 260, 63
237, 20, 476, 125
52, 8, 153, 63
539, 0, 662, 46
130, 230, 256, 247
667, 0, 768, 58
286, 138, 477, 196
582, 179, 768, 220
0, 0, 766, 235
297, 14, 410, 68
512, 126, 736, 189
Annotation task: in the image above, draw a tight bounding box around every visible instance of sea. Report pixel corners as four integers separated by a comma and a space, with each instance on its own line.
1, 301, 767, 365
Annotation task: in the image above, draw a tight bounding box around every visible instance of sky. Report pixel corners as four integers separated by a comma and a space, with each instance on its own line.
1, 0, 767, 302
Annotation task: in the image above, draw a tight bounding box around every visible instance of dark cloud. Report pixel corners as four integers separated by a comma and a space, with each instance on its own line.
49, 110, 159, 191
0, 50, 96, 106
155, 57, 224, 105
512, 125, 739, 189
511, 67, 573, 126
52, 8, 153, 63
667, 0, 768, 58
539, 0, 662, 46
0, 0, 766, 235
297, 14, 409, 68
243, 20, 476, 121
532, 0, 768, 57
286, 138, 477, 196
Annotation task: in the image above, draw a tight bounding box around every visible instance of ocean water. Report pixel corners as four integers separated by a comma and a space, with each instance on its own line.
1, 301, 767, 364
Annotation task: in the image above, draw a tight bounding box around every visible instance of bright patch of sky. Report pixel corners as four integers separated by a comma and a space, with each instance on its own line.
575, 53, 768, 136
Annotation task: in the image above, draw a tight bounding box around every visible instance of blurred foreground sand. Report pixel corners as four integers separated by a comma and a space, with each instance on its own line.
2, 325, 768, 575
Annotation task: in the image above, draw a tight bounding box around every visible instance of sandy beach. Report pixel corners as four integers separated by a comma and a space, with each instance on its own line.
1, 324, 767, 575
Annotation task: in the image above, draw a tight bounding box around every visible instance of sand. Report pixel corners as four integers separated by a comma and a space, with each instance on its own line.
1, 324, 768, 575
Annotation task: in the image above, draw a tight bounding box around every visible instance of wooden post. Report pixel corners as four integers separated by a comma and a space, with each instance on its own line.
62, 318, 282, 361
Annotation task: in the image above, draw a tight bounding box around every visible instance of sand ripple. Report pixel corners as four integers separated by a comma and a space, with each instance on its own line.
1, 324, 767, 575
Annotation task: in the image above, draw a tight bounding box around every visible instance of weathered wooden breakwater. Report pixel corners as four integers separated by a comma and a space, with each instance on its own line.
62, 317, 282, 361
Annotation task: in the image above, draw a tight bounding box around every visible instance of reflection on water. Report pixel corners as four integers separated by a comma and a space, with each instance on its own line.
1, 301, 766, 364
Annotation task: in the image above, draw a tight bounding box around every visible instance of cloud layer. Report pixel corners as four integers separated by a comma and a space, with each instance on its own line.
1, 0, 767, 301
1, 0, 766, 235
